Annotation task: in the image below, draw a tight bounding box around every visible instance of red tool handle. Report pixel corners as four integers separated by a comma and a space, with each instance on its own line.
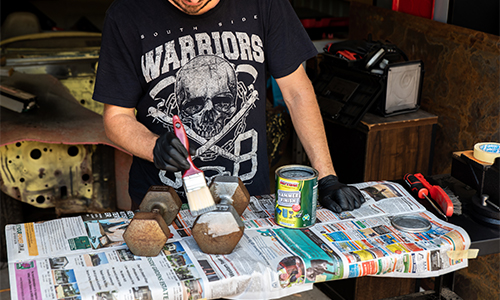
414, 173, 453, 217
172, 115, 201, 178
403, 173, 429, 199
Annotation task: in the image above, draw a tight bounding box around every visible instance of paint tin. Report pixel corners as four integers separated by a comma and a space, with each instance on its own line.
275, 165, 318, 229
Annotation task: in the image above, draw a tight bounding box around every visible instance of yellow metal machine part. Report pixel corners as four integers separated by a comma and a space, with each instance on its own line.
0, 141, 94, 208
62, 72, 104, 115
1, 32, 105, 116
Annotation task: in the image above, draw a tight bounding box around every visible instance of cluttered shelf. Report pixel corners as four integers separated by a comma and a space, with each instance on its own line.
5, 180, 473, 300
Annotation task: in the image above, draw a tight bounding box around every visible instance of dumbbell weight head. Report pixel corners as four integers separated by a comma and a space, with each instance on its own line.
191, 203, 244, 254
139, 185, 183, 225
192, 176, 248, 254
209, 176, 250, 216
123, 212, 171, 257
123, 186, 182, 257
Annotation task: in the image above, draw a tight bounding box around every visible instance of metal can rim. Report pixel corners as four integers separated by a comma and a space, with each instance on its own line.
391, 215, 431, 233
275, 164, 319, 181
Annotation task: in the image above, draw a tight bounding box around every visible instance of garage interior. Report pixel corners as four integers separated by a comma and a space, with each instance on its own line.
1, 1, 498, 299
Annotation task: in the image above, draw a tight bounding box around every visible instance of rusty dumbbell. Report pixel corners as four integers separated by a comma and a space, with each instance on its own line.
209, 175, 250, 216
191, 176, 250, 255
123, 186, 182, 257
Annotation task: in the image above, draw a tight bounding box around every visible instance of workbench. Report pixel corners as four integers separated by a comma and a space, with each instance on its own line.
5, 181, 472, 300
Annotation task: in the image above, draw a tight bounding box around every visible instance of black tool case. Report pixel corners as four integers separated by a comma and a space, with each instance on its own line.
313, 53, 385, 128
313, 36, 425, 128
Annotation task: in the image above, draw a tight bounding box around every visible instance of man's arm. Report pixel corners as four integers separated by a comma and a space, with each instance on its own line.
103, 104, 158, 162
103, 104, 192, 172
275, 64, 365, 212
274, 64, 335, 180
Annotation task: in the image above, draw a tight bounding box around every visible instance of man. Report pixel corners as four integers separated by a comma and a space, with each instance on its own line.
93, 0, 364, 212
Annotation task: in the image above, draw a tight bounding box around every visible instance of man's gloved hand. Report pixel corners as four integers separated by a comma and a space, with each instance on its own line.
318, 175, 365, 213
153, 132, 195, 172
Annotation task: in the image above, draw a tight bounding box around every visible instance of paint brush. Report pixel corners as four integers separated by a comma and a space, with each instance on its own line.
172, 115, 216, 217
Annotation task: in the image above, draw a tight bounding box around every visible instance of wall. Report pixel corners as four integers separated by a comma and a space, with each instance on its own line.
348, 2, 500, 175
292, 0, 350, 17
36, 0, 113, 30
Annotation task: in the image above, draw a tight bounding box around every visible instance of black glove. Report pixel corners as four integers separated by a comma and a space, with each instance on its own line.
153, 132, 195, 172
318, 175, 365, 213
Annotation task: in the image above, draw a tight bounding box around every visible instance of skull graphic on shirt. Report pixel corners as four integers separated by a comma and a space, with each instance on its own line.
146, 54, 260, 189
175, 55, 238, 138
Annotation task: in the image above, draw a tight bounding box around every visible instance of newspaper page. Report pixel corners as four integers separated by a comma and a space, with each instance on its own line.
5, 181, 471, 300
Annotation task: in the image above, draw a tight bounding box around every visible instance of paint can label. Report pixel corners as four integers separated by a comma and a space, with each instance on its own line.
275, 165, 318, 228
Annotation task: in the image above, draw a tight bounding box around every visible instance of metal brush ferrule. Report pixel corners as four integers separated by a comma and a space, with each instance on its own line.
183, 173, 207, 192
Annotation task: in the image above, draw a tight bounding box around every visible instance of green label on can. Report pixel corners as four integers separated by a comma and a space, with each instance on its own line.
275, 174, 317, 228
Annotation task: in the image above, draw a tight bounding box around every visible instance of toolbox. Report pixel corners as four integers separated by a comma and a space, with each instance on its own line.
313, 37, 424, 128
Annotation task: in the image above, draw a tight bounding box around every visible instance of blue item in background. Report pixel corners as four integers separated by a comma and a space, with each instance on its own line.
268, 76, 285, 107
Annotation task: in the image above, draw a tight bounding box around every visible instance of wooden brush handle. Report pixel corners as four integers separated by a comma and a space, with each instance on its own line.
173, 115, 201, 177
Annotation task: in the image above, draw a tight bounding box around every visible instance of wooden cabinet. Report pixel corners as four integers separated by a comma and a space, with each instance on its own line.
323, 110, 438, 184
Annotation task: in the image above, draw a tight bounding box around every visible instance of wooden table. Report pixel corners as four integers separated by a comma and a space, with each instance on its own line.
323, 109, 438, 184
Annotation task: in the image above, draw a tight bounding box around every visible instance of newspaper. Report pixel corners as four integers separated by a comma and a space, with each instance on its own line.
5, 181, 471, 300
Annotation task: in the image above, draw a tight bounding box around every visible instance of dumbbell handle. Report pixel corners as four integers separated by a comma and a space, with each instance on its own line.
218, 197, 234, 206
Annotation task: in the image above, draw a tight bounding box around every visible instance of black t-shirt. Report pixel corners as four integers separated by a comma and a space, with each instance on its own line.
93, 0, 317, 204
